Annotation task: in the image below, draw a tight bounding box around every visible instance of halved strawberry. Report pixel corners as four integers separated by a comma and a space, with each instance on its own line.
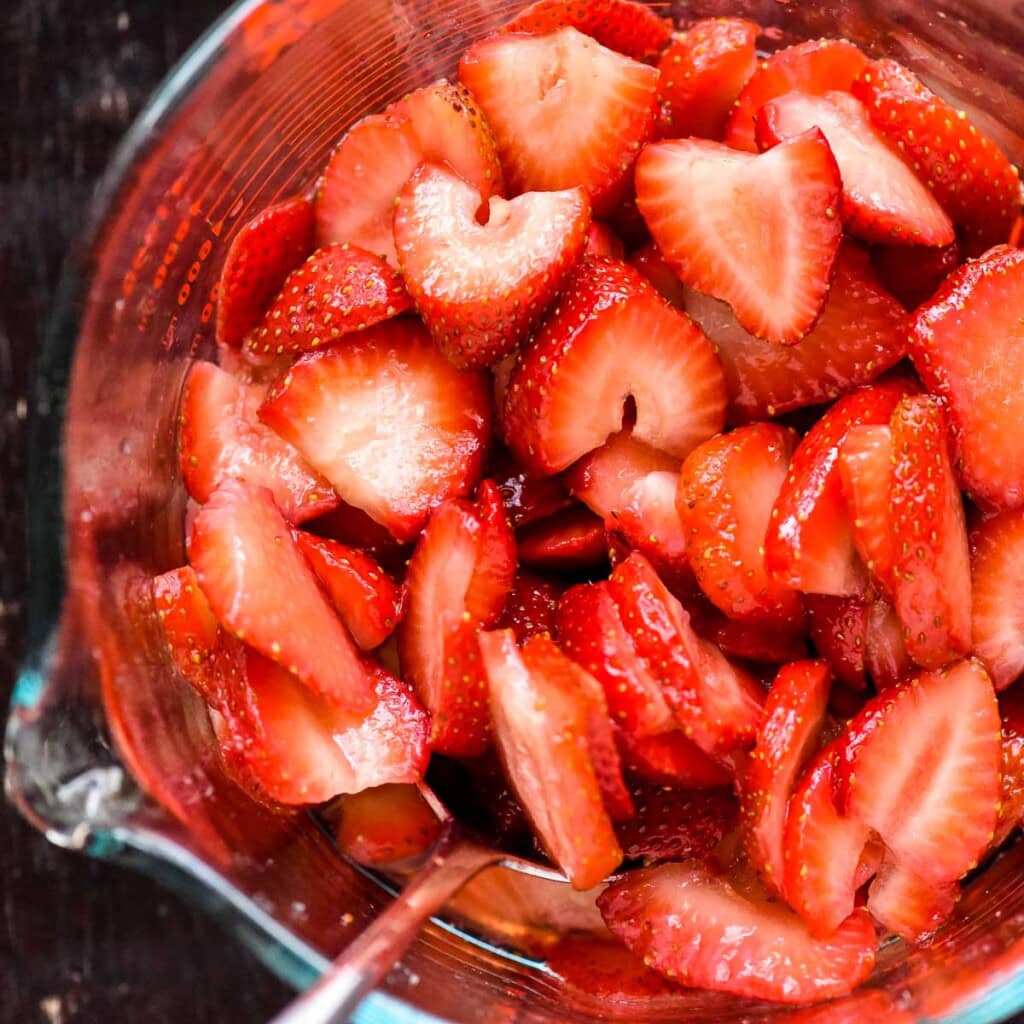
684, 592, 810, 664
637, 130, 843, 344
971, 509, 1024, 690
863, 597, 913, 691
871, 239, 962, 311
684, 241, 908, 422
584, 222, 625, 260
996, 687, 1024, 846
303, 501, 409, 573
179, 360, 337, 525
503, 256, 726, 474
334, 783, 443, 866
599, 859, 877, 1002
656, 18, 758, 141
627, 241, 689, 308
480, 628, 623, 889
853, 59, 1021, 253
459, 28, 659, 214
292, 531, 402, 650
259, 318, 491, 542
764, 379, 913, 597
838, 424, 897, 587
679, 423, 805, 626
756, 90, 954, 247
833, 659, 1001, 886
188, 480, 374, 713
617, 730, 734, 789
489, 445, 574, 529
243, 244, 410, 357
911, 245, 1024, 511
216, 196, 315, 349
866, 861, 959, 943
496, 570, 561, 643
888, 395, 972, 668
502, 0, 672, 61
517, 506, 608, 572
724, 37, 869, 152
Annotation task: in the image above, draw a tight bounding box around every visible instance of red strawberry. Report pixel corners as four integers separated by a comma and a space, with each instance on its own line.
756, 91, 954, 247
866, 861, 959, 943
637, 130, 843, 344
243, 244, 410, 357
216, 196, 315, 349
888, 395, 972, 669
584, 222, 626, 260
656, 18, 759, 141
292, 531, 402, 650
259, 318, 491, 542
334, 783, 443, 866
832, 659, 1001, 886
852, 59, 1021, 253
911, 245, 1024, 511
517, 506, 608, 572
617, 730, 734, 789
188, 480, 374, 713
679, 423, 804, 626
503, 256, 726, 474
545, 936, 683, 1001
764, 379, 913, 597
996, 687, 1024, 845
502, 0, 672, 61
179, 360, 337, 525
480, 628, 623, 889
395, 165, 590, 369
496, 570, 561, 643
459, 28, 659, 214
971, 509, 1024, 690
684, 241, 908, 422
627, 241, 689, 308
725, 38, 869, 152
871, 238, 962, 311
598, 859, 877, 1002
684, 592, 810, 664
862, 597, 914, 691
303, 501, 409, 573
488, 446, 574, 529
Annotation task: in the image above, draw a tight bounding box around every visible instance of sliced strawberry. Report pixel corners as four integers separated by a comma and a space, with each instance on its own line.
871, 238, 962, 311
489, 446, 574, 529
888, 395, 972, 668
179, 360, 337, 525
724, 37, 869, 152
617, 729, 734, 789
303, 501, 409, 573
764, 379, 913, 597
503, 256, 726, 474
656, 18, 758, 141
545, 936, 683, 1001
685, 241, 907, 422
863, 597, 913, 691
502, 0, 672, 61
627, 241, 688, 308
459, 28, 659, 214
637, 130, 843, 344
216, 196, 315, 349
996, 687, 1024, 845
292, 531, 402, 650
334, 783, 443, 866
866, 861, 959, 943
188, 480, 374, 713
853, 59, 1021, 253
679, 423, 804, 626
480, 628, 623, 889
584, 222, 625, 260
685, 592, 810, 664
395, 165, 590, 369
756, 90, 954, 247
517, 506, 608, 572
599, 859, 877, 1002
259, 318, 491, 542
833, 659, 1001, 886
496, 570, 561, 643
971, 509, 1024, 690
911, 245, 1024, 511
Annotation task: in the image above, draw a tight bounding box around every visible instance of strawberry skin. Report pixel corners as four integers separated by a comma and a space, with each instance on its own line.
335, 783, 443, 866
996, 687, 1024, 845
618, 730, 734, 789
971, 509, 1024, 690
517, 506, 609, 573
496, 570, 561, 643
870, 238, 962, 311
395, 164, 590, 369
584, 222, 625, 260
685, 592, 810, 665
489, 446, 575, 529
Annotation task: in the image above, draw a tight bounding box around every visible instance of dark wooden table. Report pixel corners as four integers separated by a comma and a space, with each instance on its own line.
1, 2, 292, 1019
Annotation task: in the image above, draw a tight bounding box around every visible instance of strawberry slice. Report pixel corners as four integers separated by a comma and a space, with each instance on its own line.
502, 0, 672, 61
764, 379, 913, 597
756, 90, 954, 247
724, 37, 869, 152
971, 509, 1024, 690
741, 660, 831, 892
871, 239, 962, 311
598, 859, 877, 1002
911, 245, 1024, 511
334, 783, 443, 867
684, 241, 907, 422
216, 196, 315, 349
833, 659, 1001, 886
866, 861, 959, 943
584, 222, 625, 260
395, 165, 588, 370
188, 480, 374, 713
243, 244, 410, 357
996, 687, 1024, 845
517, 506, 608, 572
627, 241, 689, 308
303, 501, 409, 573
545, 936, 683, 1002
459, 28, 659, 213
888, 395, 972, 669
637, 130, 843, 344
503, 256, 726, 474
179, 360, 337, 525
480, 628, 623, 889
679, 423, 804, 626
617, 730, 734, 788
852, 59, 1021, 253
656, 18, 759, 141
489, 446, 575, 529
496, 570, 561, 643
684, 592, 810, 665
292, 531, 402, 650
259, 318, 491, 542
863, 598, 914, 691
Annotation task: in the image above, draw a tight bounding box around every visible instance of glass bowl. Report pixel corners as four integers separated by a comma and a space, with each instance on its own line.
9, 0, 1024, 1020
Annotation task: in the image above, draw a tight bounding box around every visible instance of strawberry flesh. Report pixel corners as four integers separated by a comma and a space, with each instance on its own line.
866, 860, 959, 943
335, 783, 443, 866
617, 730, 734, 789
971, 508, 1024, 690
517, 506, 609, 573
996, 687, 1024, 845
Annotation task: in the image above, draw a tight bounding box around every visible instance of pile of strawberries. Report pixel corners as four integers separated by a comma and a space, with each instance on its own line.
153, 0, 1024, 1005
